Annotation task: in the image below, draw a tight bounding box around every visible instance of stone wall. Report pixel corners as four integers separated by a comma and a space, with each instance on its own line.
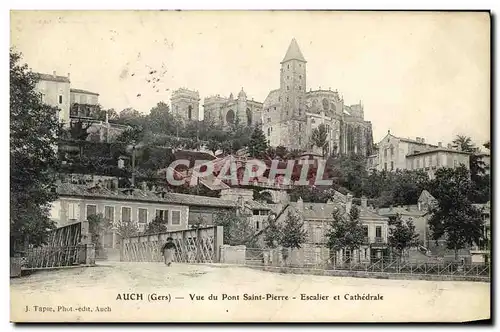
220, 245, 246, 264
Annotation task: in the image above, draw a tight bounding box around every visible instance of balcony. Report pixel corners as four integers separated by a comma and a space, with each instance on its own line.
374, 237, 384, 243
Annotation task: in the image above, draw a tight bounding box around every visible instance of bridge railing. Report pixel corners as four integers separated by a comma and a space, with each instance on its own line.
120, 226, 224, 263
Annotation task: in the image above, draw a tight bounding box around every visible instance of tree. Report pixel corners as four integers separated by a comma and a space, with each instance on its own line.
143, 216, 168, 235
248, 125, 269, 158
115, 220, 140, 240
87, 213, 113, 257
10, 50, 61, 254
214, 209, 255, 246
325, 206, 365, 265
452, 135, 476, 152
388, 214, 419, 262
428, 165, 484, 260
279, 211, 307, 263
311, 124, 328, 157
263, 215, 282, 248
483, 141, 490, 150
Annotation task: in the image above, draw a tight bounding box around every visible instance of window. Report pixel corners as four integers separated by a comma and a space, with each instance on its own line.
156, 209, 169, 223
299, 75, 302, 79
58, 95, 63, 104
391, 161, 394, 171
312, 119, 316, 124
256, 221, 260, 230
286, 97, 289, 102
138, 208, 148, 224
274, 107, 277, 111
104, 206, 115, 222
298, 137, 301, 145
171, 211, 181, 225
86, 204, 97, 219
68, 202, 80, 220
287, 64, 290, 69
375, 226, 382, 238
122, 207, 132, 222
454, 160, 458, 167
384, 163, 387, 171
287, 76, 290, 79
390, 147, 394, 156
268, 140, 270, 145
267, 117, 271, 123
299, 123, 302, 131
267, 128, 271, 136
287, 86, 289, 91
299, 64, 302, 67
298, 86, 301, 90
416, 159, 420, 169
188, 105, 193, 120
363, 225, 369, 237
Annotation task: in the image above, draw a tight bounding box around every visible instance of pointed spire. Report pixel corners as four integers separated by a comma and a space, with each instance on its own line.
281, 38, 306, 63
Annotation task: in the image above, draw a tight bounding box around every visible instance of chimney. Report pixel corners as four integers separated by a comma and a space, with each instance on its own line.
447, 143, 452, 149
438, 142, 442, 147
53, 71, 57, 77
361, 196, 368, 209
346, 194, 353, 214
296, 197, 304, 212
421, 138, 425, 143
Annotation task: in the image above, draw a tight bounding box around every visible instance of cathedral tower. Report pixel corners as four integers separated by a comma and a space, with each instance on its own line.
279, 38, 307, 149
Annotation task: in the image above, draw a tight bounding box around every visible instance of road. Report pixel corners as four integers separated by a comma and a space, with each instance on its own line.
10, 261, 490, 322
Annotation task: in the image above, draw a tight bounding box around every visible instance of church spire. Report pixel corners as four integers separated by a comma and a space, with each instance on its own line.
281, 38, 306, 63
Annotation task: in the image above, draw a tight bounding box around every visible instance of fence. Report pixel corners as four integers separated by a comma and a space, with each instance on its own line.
120, 226, 224, 263
13, 221, 95, 272
222, 246, 491, 281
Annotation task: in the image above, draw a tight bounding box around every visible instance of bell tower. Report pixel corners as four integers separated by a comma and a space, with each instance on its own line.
279, 38, 307, 149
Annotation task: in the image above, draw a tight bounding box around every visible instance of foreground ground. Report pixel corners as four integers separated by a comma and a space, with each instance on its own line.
10, 261, 490, 322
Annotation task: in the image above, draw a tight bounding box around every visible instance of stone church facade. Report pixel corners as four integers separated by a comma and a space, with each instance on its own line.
203, 89, 264, 127
171, 39, 373, 157
262, 38, 374, 156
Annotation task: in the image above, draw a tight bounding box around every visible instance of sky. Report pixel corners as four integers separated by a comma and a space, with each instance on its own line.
10, 10, 490, 146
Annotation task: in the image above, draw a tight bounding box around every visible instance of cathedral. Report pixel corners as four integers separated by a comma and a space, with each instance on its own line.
171, 38, 374, 157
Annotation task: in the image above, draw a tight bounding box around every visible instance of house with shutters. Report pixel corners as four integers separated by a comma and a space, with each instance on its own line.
49, 182, 271, 249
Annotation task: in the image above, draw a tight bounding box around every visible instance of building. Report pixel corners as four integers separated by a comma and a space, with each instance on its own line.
49, 181, 271, 249
171, 88, 201, 122
406, 145, 471, 179
261, 38, 374, 155
34, 71, 71, 124
69, 88, 100, 119
256, 192, 389, 265
374, 131, 438, 172
203, 88, 264, 127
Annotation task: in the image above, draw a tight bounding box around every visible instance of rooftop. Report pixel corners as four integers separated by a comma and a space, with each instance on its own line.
407, 148, 471, 157
57, 183, 237, 209
281, 38, 307, 63
34, 72, 70, 83
70, 88, 99, 96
